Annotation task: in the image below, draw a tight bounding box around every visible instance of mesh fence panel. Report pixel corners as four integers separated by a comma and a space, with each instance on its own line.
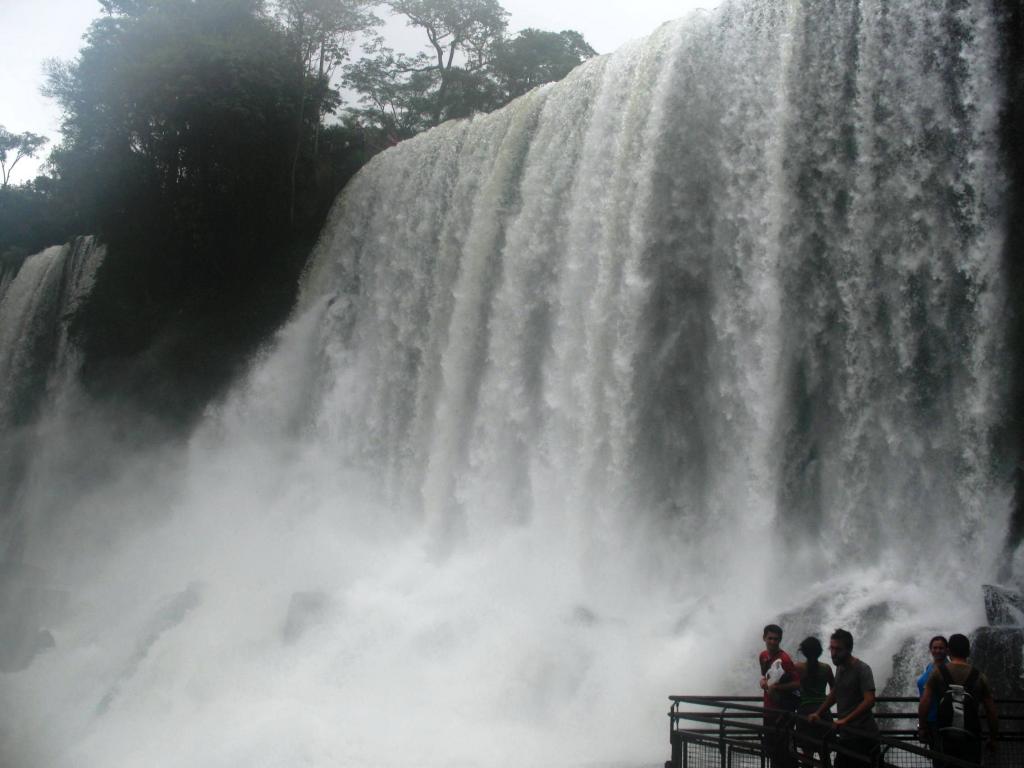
668, 698, 1024, 768
681, 739, 723, 768
879, 737, 1023, 768
727, 744, 768, 768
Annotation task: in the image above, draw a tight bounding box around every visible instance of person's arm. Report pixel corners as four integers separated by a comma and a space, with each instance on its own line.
808, 689, 836, 722
769, 678, 800, 694
917, 685, 933, 739
837, 690, 875, 728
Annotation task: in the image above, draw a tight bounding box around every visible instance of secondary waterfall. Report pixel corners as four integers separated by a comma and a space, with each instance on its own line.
0, 1, 1018, 766
0, 237, 104, 426
0, 237, 105, 551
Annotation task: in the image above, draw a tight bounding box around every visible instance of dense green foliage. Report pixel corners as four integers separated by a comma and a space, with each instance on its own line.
346, 2, 597, 135
0, 0, 595, 424
30, 0, 378, 421
491, 29, 597, 101
0, 178, 77, 266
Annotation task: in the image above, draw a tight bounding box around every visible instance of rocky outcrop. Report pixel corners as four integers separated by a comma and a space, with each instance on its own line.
0, 562, 67, 673
973, 585, 1024, 699
883, 584, 1024, 699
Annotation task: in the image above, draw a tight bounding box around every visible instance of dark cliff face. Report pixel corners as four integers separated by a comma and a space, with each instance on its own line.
974, 585, 1024, 698
1001, 0, 1024, 572
880, 586, 1024, 699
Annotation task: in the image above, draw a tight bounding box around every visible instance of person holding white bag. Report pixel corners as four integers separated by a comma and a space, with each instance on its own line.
759, 624, 801, 768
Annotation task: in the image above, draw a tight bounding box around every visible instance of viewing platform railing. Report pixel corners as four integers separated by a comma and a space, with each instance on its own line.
667, 695, 1024, 768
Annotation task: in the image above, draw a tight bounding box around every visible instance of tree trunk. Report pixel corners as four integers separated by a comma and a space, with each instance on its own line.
288, 15, 309, 227
432, 44, 459, 126
313, 35, 327, 159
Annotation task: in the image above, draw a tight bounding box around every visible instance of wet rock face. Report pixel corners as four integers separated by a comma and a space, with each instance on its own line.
983, 584, 1024, 627
884, 628, 1024, 700
0, 562, 67, 673
882, 586, 1024, 701
971, 627, 1024, 698
775, 597, 894, 661
881, 636, 926, 698
970, 585, 1024, 699
775, 602, 827, 655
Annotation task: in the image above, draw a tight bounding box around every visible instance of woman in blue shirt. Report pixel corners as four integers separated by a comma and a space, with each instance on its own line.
916, 635, 949, 753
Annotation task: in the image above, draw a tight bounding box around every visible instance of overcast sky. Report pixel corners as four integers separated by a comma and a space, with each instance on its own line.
1, 0, 723, 183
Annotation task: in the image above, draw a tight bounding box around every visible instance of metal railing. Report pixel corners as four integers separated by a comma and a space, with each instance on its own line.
666, 695, 1024, 768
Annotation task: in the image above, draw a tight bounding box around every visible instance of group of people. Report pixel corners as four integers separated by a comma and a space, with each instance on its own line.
758, 624, 1000, 767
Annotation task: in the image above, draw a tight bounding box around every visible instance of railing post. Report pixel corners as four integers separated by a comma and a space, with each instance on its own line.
719, 707, 728, 768
668, 700, 682, 768
821, 726, 835, 768
666, 695, 1020, 768
670, 730, 682, 768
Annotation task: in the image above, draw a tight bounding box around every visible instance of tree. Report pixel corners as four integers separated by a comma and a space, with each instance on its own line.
345, 2, 596, 134
38, 0, 339, 422
44, 0, 301, 245
0, 176, 77, 263
491, 29, 597, 101
0, 128, 48, 188
345, 40, 453, 136
347, 0, 509, 131
274, 0, 379, 221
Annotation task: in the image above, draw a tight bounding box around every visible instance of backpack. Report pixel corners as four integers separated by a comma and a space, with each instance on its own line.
936, 664, 982, 739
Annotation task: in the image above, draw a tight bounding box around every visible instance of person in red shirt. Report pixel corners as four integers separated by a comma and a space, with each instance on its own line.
759, 624, 801, 768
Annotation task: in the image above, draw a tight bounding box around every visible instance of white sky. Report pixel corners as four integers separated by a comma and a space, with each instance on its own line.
0, 0, 722, 184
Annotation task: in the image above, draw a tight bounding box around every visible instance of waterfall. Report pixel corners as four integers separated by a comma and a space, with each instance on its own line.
0, 237, 105, 557
0, 2, 1017, 766
0, 237, 104, 428
296, 0, 1010, 568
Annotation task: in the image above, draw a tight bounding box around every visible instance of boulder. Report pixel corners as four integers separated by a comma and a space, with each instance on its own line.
881, 636, 926, 698
970, 626, 1024, 699
982, 584, 1024, 627
0, 562, 68, 673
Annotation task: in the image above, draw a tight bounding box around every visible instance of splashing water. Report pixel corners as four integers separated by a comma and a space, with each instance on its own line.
0, 1, 1016, 766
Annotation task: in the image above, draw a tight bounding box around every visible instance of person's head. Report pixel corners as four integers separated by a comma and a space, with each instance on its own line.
798, 636, 823, 662
829, 628, 854, 665
947, 633, 970, 660
763, 624, 783, 654
928, 635, 948, 664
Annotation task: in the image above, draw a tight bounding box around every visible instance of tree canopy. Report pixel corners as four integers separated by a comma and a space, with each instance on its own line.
346, 1, 597, 135
34, 0, 364, 419
47, 2, 293, 227
491, 29, 598, 101
1, 0, 596, 423
0, 127, 48, 188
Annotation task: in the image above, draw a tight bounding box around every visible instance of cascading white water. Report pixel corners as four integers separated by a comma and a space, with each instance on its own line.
0, 237, 104, 427
0, 1, 1017, 766
0, 237, 105, 555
